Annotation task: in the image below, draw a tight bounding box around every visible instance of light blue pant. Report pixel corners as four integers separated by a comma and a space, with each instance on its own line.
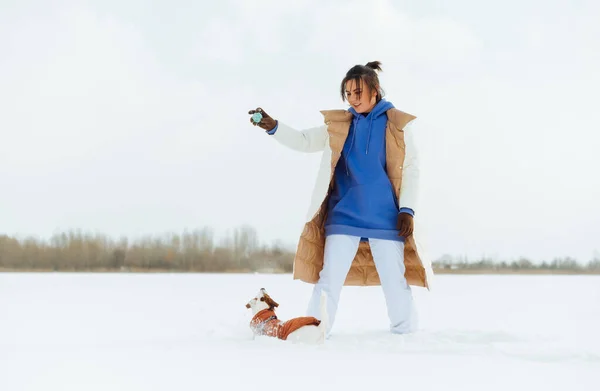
306, 234, 416, 336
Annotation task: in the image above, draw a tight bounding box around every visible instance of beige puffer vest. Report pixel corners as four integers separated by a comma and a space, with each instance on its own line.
291, 108, 429, 289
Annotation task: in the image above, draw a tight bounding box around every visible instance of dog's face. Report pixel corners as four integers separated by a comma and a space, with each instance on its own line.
245, 288, 279, 315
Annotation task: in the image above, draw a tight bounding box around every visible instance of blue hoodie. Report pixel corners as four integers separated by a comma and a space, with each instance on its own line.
324, 98, 413, 242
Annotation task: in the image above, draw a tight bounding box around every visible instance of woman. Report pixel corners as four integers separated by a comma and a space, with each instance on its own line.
249, 61, 431, 337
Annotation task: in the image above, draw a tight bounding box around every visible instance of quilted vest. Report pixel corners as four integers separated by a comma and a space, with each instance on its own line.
292, 108, 429, 289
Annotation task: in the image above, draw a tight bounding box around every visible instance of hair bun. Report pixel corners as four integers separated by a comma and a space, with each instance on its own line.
365, 61, 382, 72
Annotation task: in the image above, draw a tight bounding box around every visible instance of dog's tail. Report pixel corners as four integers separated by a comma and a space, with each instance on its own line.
317, 290, 329, 343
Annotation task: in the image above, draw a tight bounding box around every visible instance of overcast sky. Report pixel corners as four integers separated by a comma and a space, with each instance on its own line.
1, 0, 599, 263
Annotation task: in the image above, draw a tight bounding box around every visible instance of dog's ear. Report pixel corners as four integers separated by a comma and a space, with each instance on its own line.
262, 293, 279, 310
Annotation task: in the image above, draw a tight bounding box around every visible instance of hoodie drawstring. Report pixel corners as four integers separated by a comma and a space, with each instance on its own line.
345, 115, 360, 176
344, 99, 390, 175
365, 114, 374, 155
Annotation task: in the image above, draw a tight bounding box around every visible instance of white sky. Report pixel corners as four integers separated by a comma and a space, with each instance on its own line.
1, 0, 599, 263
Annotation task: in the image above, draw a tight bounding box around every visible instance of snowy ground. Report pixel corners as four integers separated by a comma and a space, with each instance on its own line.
1, 273, 598, 391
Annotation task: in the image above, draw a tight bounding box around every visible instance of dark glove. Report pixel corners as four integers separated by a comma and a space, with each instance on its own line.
397, 213, 414, 238
248, 107, 277, 132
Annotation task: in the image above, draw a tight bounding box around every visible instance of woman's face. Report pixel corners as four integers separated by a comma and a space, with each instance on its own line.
345, 78, 377, 113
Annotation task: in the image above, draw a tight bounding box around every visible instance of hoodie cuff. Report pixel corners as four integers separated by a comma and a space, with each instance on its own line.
266, 121, 279, 135
398, 207, 414, 217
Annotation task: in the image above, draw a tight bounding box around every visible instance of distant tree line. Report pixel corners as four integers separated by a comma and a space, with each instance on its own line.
0, 226, 292, 273
432, 255, 600, 274
0, 226, 599, 274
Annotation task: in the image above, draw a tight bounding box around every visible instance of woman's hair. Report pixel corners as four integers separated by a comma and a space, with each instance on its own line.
340, 61, 385, 103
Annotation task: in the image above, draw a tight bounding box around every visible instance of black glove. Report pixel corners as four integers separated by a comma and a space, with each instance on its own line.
248, 107, 277, 132
397, 213, 414, 238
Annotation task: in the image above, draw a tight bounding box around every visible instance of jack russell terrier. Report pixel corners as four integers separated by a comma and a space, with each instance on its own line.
245, 288, 328, 344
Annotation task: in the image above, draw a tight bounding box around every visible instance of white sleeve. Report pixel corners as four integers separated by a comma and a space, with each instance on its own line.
398, 119, 420, 211
269, 121, 328, 153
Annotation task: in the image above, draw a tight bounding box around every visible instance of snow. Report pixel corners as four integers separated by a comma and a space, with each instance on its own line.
1, 273, 599, 391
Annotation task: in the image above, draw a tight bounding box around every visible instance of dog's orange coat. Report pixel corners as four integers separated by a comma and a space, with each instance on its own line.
250, 309, 321, 340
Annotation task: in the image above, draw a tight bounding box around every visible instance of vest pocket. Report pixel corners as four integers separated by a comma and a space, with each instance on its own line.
389, 180, 399, 210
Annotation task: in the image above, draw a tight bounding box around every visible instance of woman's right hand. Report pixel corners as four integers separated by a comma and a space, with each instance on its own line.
248, 107, 277, 132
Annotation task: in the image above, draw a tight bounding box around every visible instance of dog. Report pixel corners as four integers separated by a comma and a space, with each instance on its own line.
245, 288, 328, 344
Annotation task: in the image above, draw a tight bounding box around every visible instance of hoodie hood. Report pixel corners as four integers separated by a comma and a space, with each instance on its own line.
346, 98, 395, 155
348, 98, 394, 119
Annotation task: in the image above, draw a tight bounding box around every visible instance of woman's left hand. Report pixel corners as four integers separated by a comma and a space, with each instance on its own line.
397, 213, 414, 238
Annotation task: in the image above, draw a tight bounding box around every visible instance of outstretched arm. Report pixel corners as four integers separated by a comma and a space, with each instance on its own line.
248, 107, 329, 152
267, 121, 328, 153
249, 107, 328, 153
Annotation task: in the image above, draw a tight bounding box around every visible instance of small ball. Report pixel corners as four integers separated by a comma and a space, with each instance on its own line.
252, 112, 263, 123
